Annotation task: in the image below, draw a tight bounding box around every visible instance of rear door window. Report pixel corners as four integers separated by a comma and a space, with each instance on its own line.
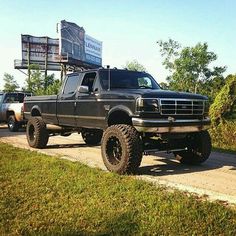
63, 75, 80, 94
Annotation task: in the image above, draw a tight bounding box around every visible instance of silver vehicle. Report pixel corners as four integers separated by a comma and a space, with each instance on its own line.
0, 92, 31, 131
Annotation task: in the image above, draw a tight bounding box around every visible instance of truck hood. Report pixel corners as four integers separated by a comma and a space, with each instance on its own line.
113, 89, 208, 100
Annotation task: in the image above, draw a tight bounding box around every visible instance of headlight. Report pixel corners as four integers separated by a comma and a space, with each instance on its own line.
136, 98, 159, 112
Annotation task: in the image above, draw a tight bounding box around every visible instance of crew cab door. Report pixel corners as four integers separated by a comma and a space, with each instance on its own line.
57, 74, 81, 126
75, 72, 103, 128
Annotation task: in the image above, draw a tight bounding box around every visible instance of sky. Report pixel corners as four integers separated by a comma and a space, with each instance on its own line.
0, 0, 235, 89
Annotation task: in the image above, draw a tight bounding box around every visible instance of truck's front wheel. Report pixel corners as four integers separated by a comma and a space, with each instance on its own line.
26, 117, 49, 149
101, 125, 143, 174
175, 131, 212, 165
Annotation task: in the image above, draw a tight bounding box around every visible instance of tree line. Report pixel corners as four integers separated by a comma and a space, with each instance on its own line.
2, 64, 61, 95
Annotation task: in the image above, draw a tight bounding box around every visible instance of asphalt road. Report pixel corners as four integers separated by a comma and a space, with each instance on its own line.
0, 124, 236, 204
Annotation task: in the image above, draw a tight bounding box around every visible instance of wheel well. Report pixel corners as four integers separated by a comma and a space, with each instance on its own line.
31, 108, 41, 117
6, 111, 14, 119
108, 111, 132, 126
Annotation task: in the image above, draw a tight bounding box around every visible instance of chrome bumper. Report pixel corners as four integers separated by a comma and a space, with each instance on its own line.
132, 117, 211, 133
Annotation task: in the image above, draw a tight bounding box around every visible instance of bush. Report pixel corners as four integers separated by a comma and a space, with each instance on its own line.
209, 74, 236, 124
209, 121, 236, 151
208, 74, 236, 151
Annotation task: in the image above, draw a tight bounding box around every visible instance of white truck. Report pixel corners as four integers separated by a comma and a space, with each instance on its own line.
0, 92, 31, 131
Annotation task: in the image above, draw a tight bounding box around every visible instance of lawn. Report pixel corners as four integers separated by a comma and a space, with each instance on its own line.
0, 142, 236, 235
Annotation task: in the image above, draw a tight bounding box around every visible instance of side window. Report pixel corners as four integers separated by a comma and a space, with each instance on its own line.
81, 72, 97, 92
4, 94, 18, 103
63, 75, 80, 94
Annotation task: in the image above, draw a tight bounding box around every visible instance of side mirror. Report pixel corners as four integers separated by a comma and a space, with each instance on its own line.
78, 85, 89, 93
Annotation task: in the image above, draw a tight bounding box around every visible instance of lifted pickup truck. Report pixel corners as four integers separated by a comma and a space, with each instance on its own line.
24, 68, 211, 174
0, 92, 31, 131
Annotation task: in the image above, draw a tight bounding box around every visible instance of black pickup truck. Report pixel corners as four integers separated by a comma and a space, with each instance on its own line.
24, 68, 211, 174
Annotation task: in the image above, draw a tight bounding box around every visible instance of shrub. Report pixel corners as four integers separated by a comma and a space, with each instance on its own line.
209, 74, 236, 124
208, 74, 236, 151
209, 121, 236, 151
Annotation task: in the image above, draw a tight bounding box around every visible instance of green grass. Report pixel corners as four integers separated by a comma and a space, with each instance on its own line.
0, 142, 236, 235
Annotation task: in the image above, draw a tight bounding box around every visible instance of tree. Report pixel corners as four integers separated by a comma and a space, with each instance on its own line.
25, 64, 44, 95
159, 82, 169, 90
24, 65, 61, 95
3, 73, 19, 92
157, 39, 226, 94
45, 78, 61, 95
124, 60, 146, 72
198, 76, 225, 103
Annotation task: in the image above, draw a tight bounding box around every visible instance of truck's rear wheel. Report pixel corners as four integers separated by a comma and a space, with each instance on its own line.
101, 125, 143, 174
26, 117, 49, 149
175, 131, 212, 165
81, 129, 103, 145
8, 115, 19, 132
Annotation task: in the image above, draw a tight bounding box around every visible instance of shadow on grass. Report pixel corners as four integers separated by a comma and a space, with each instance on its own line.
19, 212, 139, 235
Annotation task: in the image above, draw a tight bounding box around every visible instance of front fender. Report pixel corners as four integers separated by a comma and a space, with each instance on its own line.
107, 105, 133, 121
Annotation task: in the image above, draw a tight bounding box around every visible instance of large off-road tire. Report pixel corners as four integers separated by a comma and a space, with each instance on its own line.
101, 125, 143, 174
81, 129, 103, 145
26, 117, 49, 149
175, 131, 212, 165
8, 115, 19, 132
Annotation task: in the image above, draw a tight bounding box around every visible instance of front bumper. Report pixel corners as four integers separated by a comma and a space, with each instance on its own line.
132, 117, 211, 133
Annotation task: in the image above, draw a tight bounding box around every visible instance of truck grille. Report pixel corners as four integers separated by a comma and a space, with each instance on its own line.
160, 99, 204, 115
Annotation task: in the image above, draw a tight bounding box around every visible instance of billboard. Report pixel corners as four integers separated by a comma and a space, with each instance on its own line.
85, 34, 102, 65
19, 35, 61, 71
22, 35, 59, 63
15, 21, 102, 72
59, 20, 102, 66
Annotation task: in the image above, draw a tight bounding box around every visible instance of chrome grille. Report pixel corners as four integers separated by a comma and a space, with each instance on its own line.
160, 99, 204, 115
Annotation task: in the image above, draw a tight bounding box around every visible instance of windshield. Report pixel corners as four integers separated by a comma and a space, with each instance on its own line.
99, 70, 160, 90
